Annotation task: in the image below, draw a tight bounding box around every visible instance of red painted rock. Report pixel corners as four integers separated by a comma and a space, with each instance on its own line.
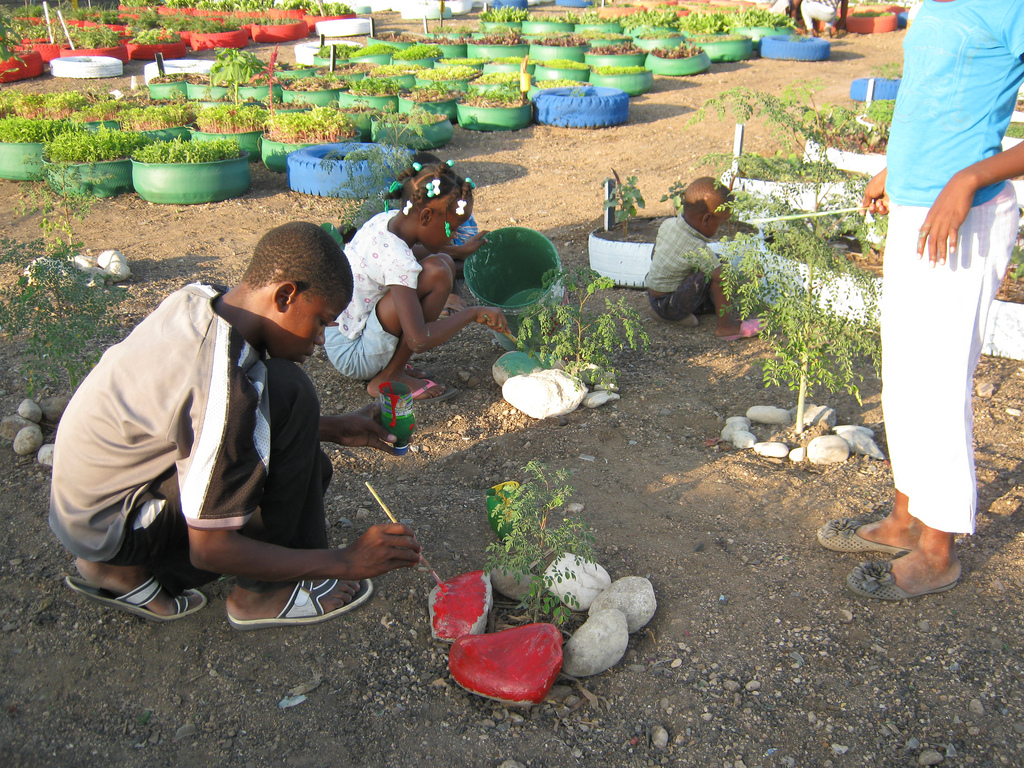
449, 623, 564, 705
428, 570, 492, 643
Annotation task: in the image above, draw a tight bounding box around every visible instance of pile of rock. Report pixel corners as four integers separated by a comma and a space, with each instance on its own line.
0, 396, 67, 467
721, 404, 885, 465
492, 352, 620, 419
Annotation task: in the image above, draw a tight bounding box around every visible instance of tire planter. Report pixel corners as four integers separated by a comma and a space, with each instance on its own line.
143, 58, 213, 84
285, 142, 412, 197
398, 97, 460, 123
645, 50, 711, 75
632, 35, 687, 52
187, 82, 231, 101
413, 76, 474, 91
478, 21, 522, 33
482, 60, 534, 75
427, 42, 468, 58
731, 25, 792, 45
0, 141, 46, 181
261, 138, 320, 172
282, 88, 343, 106
125, 41, 188, 60
759, 35, 830, 62
190, 29, 249, 51
236, 84, 283, 102
846, 13, 899, 34
192, 130, 263, 161
584, 51, 647, 68
60, 45, 129, 63
849, 77, 900, 102
691, 36, 754, 63
294, 42, 320, 66
528, 44, 588, 63
521, 21, 575, 35
132, 152, 251, 204
466, 43, 530, 60
1, 51, 44, 83
276, 66, 319, 80
588, 229, 652, 288
18, 44, 69, 63
350, 53, 393, 66
337, 92, 400, 111
533, 86, 629, 128
575, 22, 623, 35
533, 63, 590, 82
367, 36, 414, 51
371, 117, 454, 149
491, 0, 528, 8
340, 110, 375, 140
588, 69, 653, 96
44, 158, 134, 198
50, 56, 124, 78
456, 102, 532, 132
251, 21, 309, 43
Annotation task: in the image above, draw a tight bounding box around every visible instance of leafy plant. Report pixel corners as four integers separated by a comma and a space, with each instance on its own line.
0, 237, 126, 395
530, 78, 585, 91
0, 118, 81, 144
649, 43, 705, 60
591, 65, 647, 76
472, 31, 526, 46
462, 84, 524, 107
349, 76, 404, 96
532, 34, 589, 47
326, 142, 413, 230
210, 47, 267, 102
517, 266, 649, 388
119, 104, 196, 132
315, 42, 360, 59
391, 44, 443, 61
617, 10, 680, 31
479, 7, 529, 23
680, 11, 732, 35
728, 9, 793, 29
366, 63, 427, 78
604, 169, 645, 236
195, 104, 268, 133
535, 58, 589, 71
372, 108, 447, 150
45, 128, 152, 163
132, 137, 242, 164
587, 42, 643, 56
264, 105, 357, 143
130, 28, 182, 44
484, 461, 595, 626
352, 43, 398, 58
415, 65, 479, 83
67, 25, 122, 49
475, 71, 518, 86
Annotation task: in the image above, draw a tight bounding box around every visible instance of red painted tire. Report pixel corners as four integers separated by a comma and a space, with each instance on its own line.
60, 45, 129, 63
251, 21, 309, 43
189, 29, 249, 51
16, 43, 69, 62
846, 13, 899, 34
125, 41, 188, 61
0, 51, 44, 83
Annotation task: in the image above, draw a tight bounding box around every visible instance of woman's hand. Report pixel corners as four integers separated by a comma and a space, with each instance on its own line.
917, 172, 978, 266
860, 168, 889, 216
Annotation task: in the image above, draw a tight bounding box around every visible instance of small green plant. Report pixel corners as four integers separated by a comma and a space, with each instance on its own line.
130, 28, 182, 44
680, 11, 732, 34
67, 25, 122, 49
535, 58, 589, 70
415, 65, 479, 82
366, 63, 427, 78
871, 61, 902, 80
484, 461, 595, 626
661, 178, 686, 214
618, 10, 680, 31
119, 104, 196, 132
479, 6, 529, 23
352, 43, 399, 58
391, 44, 443, 61
530, 78, 586, 91
727, 8, 793, 29
349, 76, 404, 96
517, 266, 649, 388
264, 105, 357, 143
45, 127, 152, 163
0, 117, 81, 145
209, 47, 267, 102
195, 104, 269, 134
372, 108, 447, 150
132, 138, 242, 164
604, 169, 645, 236
0, 238, 126, 395
475, 71, 518, 86
462, 84, 524, 107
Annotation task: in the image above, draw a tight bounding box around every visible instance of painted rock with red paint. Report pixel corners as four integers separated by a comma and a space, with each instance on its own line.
428, 570, 492, 642
449, 623, 564, 705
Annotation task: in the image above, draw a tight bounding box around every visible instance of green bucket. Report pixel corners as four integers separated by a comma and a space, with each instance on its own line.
463, 226, 562, 350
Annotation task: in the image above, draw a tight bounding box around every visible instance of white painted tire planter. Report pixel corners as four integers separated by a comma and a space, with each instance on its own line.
294, 42, 319, 66
143, 58, 213, 84
804, 139, 886, 177
314, 18, 372, 37
50, 56, 123, 79
588, 229, 653, 288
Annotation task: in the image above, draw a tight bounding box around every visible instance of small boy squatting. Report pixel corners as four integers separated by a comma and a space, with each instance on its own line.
49, 222, 423, 630
645, 177, 760, 340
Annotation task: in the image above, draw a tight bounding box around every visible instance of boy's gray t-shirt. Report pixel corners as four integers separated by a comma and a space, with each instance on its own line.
49, 283, 271, 561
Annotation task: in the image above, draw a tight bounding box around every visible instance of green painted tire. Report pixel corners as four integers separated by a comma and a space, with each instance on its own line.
632, 35, 687, 52
138, 126, 192, 142
131, 152, 251, 204
466, 43, 530, 59
584, 51, 647, 68
482, 60, 535, 75
337, 92, 400, 112
521, 21, 575, 35
456, 102, 532, 132
282, 88, 342, 106
533, 64, 590, 82
236, 84, 283, 102
644, 50, 712, 75
371, 117, 454, 150
275, 66, 318, 80
192, 129, 263, 160
186, 82, 230, 101
529, 44, 587, 63
399, 97, 460, 122
44, 158, 133, 197
691, 36, 754, 63
574, 22, 623, 35
147, 81, 188, 100
588, 69, 653, 96
478, 21, 522, 33
261, 138, 317, 172
349, 53, 393, 66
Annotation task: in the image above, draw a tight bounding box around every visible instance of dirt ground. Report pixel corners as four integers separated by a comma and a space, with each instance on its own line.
2, 9, 1024, 768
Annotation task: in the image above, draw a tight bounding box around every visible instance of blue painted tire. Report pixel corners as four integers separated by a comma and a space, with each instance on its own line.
533, 86, 629, 129
287, 143, 413, 198
849, 77, 901, 102
759, 35, 830, 62
492, 0, 528, 8
897, 11, 907, 28
556, 0, 592, 6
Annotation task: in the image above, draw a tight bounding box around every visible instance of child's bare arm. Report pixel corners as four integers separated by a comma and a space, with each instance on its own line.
410, 231, 489, 262
389, 284, 509, 352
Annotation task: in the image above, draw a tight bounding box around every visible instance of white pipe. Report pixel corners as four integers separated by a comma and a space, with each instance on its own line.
41, 1, 54, 45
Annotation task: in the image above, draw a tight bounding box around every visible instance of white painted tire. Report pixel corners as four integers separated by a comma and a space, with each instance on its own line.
143, 58, 213, 84
315, 18, 372, 37
368, 0, 394, 10
294, 42, 320, 66
50, 56, 123, 79
588, 229, 653, 288
447, 0, 474, 10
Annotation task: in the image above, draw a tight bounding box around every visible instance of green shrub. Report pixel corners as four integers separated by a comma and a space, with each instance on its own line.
416, 65, 480, 82
475, 72, 518, 86
119, 104, 196, 131
46, 128, 152, 163
195, 104, 268, 133
264, 106, 357, 143
591, 65, 646, 76
391, 44, 443, 61
535, 58, 589, 70
353, 43, 398, 57
132, 138, 242, 164
0, 118, 82, 144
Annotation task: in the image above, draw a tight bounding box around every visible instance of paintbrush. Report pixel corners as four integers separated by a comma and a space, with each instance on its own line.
364, 481, 443, 588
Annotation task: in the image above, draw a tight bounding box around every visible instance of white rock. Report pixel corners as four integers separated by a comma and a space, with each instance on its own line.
13, 425, 44, 456
561, 609, 629, 676
746, 406, 792, 425
753, 441, 790, 458
789, 446, 806, 462
502, 369, 587, 419
545, 553, 611, 611
725, 416, 751, 428
1, 415, 34, 440
73, 253, 98, 270
97, 249, 131, 281
17, 399, 42, 423
807, 435, 850, 465
651, 726, 669, 749
918, 749, 944, 766
589, 576, 656, 633
488, 567, 533, 601
566, 503, 585, 514
720, 422, 745, 442
581, 390, 616, 409
38, 395, 70, 423
491, 351, 542, 387
837, 429, 886, 460
37, 443, 55, 467
834, 424, 875, 438
802, 404, 837, 429
731, 430, 757, 449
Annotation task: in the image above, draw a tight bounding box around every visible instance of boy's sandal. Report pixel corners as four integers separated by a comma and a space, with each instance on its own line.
227, 579, 373, 631
404, 363, 432, 379
65, 575, 207, 622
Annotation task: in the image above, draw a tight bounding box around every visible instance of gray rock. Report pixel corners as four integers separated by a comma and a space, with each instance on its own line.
789, 446, 806, 462
836, 429, 886, 460
746, 405, 792, 425
36, 444, 55, 467
581, 390, 619, 409
566, 503, 584, 514
807, 435, 850, 465
1, 415, 34, 441
38, 395, 70, 423
753, 441, 790, 458
969, 698, 984, 715
17, 399, 41, 423
13, 425, 44, 456
802, 404, 837, 429
489, 567, 533, 601
731, 430, 757, 449
976, 381, 996, 399
745, 680, 761, 692
918, 749, 944, 766
562, 609, 629, 677
589, 576, 657, 633
97, 249, 131, 281
834, 424, 875, 438
651, 726, 669, 749
498, 761, 526, 768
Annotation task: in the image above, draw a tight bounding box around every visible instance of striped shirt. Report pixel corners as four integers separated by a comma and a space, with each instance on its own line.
645, 215, 721, 293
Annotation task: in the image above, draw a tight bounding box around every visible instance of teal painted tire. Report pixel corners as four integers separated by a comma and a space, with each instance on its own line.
44, 158, 134, 197
337, 92, 400, 112
588, 69, 653, 96
261, 138, 318, 172
456, 102, 532, 132
147, 81, 188, 100
398, 97, 460, 122
645, 50, 711, 75
528, 44, 587, 63
282, 88, 342, 106
584, 51, 647, 68
192, 130, 263, 160
131, 152, 250, 204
